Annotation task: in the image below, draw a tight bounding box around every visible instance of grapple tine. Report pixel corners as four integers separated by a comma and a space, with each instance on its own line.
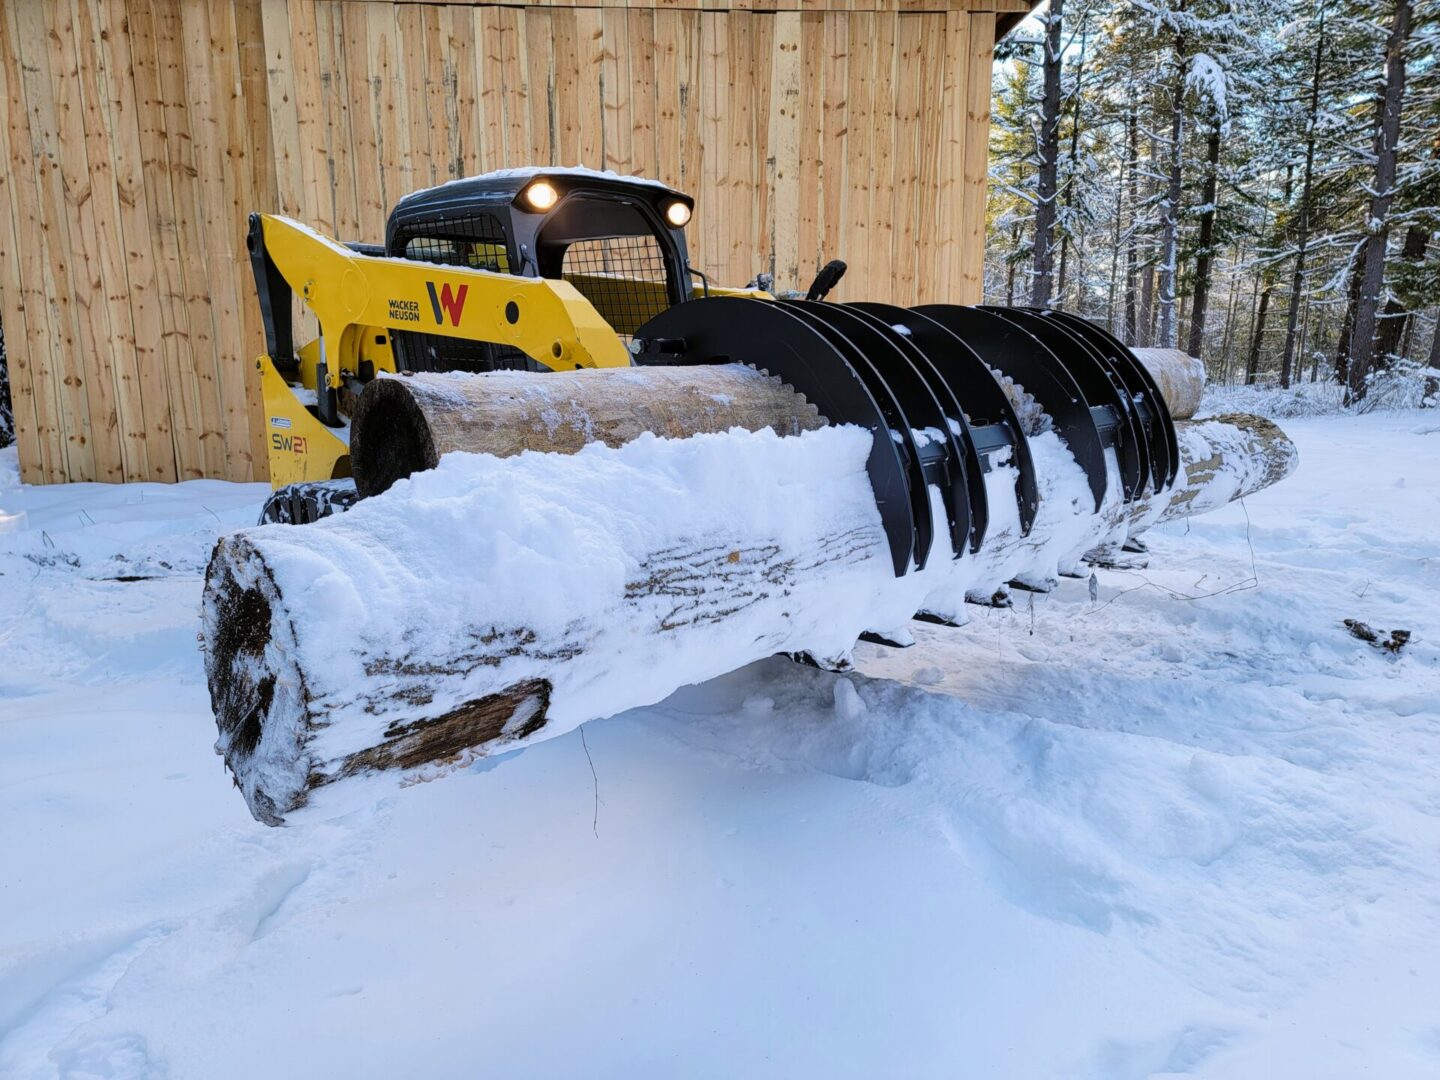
988, 306, 1148, 501
632, 299, 1178, 578
781, 300, 964, 564
769, 301, 936, 570
853, 302, 1038, 538
631, 296, 920, 576
840, 303, 987, 553
915, 304, 1109, 513
1033, 309, 1180, 492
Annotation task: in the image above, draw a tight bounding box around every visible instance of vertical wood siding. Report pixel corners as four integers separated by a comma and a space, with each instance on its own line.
0, 0, 1016, 484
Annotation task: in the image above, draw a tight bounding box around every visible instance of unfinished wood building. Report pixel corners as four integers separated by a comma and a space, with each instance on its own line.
0, 0, 1032, 485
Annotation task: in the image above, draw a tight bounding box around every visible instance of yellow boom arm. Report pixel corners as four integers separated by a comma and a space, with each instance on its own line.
255, 213, 633, 379
251, 214, 637, 486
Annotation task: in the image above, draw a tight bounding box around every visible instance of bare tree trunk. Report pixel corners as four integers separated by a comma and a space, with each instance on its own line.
1156, 20, 1188, 349
1374, 224, 1429, 364
1031, 0, 1065, 307
1299, 298, 1313, 380
1333, 253, 1364, 384
1346, 0, 1412, 402
205, 405, 1299, 825
1186, 119, 1222, 360
1280, 15, 1326, 389
1057, 20, 1089, 306
1123, 102, 1140, 344
351, 366, 824, 497
1312, 306, 1330, 382
1219, 240, 1244, 380
1430, 310, 1440, 368
1006, 223, 1021, 306
1246, 284, 1273, 385
1138, 264, 1156, 348
1107, 161, 1123, 333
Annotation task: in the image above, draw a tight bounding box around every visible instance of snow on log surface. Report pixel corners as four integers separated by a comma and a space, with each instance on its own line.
204, 412, 1296, 824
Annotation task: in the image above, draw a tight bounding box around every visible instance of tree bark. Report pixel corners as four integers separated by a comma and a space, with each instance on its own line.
1124, 101, 1140, 345
1333, 253, 1364, 384
1246, 285, 1272, 385
1057, 19, 1088, 306
1030, 0, 1065, 307
1279, 14, 1326, 390
1299, 297, 1313, 381
1374, 224, 1429, 364
1107, 158, 1122, 334
204, 502, 887, 825
1219, 239, 1245, 382
1143, 414, 1298, 523
1346, 0, 1413, 402
1156, 19, 1188, 349
1185, 119, 1222, 360
351, 365, 823, 498
1006, 222, 1021, 306
1138, 264, 1156, 349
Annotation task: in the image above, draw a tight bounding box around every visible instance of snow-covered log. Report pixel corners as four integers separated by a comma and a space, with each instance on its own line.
1131, 348, 1205, 419
204, 399, 1296, 824
1146, 413, 1297, 523
350, 367, 822, 497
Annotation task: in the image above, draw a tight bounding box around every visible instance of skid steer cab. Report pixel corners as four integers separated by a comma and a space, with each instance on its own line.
248, 168, 770, 523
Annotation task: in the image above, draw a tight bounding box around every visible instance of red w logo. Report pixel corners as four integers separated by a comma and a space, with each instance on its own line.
426, 281, 469, 326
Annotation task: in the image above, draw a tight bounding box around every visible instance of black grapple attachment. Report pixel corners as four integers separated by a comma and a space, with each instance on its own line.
630, 298, 1178, 578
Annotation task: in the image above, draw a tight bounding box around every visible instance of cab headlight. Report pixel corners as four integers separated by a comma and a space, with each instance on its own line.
523, 180, 559, 211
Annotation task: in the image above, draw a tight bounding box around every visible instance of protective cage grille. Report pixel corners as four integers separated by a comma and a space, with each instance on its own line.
561, 235, 672, 337
391, 332, 544, 374
400, 212, 511, 272
392, 212, 543, 372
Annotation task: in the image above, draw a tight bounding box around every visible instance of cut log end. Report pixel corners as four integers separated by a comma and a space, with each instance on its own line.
204, 533, 562, 824
350, 377, 442, 499
203, 535, 311, 825
1130, 347, 1206, 420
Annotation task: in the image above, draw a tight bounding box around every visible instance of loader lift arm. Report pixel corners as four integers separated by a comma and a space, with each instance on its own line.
247, 211, 633, 392
246, 212, 635, 489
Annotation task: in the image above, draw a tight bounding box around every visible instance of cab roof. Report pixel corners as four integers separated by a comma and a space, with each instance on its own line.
391, 166, 689, 223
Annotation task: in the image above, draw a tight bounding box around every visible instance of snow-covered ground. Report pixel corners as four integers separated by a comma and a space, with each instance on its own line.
2, 409, 1438, 1079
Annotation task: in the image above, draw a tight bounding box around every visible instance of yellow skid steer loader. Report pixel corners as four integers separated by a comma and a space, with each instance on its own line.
249, 169, 770, 522
208, 167, 1302, 824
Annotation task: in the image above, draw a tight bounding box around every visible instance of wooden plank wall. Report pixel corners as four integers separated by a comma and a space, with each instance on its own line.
0, 0, 1017, 485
